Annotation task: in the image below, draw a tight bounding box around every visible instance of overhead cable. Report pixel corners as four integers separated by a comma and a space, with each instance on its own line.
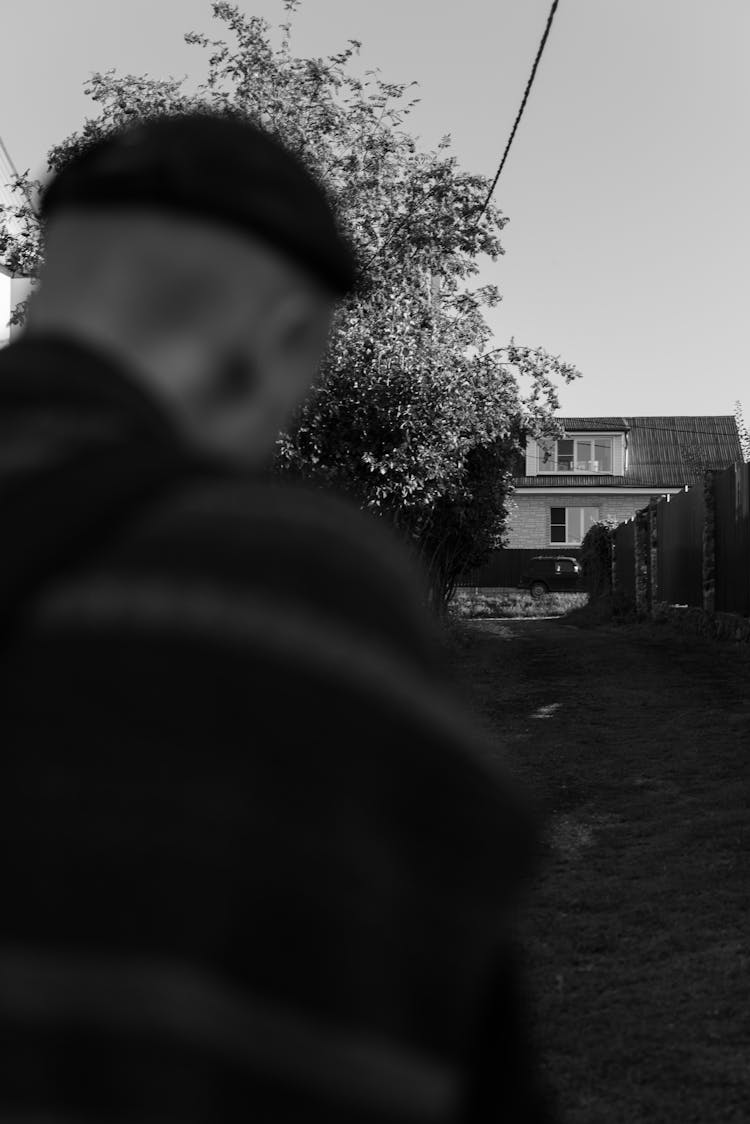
475, 0, 561, 224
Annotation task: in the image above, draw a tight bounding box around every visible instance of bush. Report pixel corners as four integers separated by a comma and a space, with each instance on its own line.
580, 522, 614, 598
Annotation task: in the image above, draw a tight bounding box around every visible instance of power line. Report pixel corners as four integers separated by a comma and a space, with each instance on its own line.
363, 2, 561, 269
475, 0, 562, 224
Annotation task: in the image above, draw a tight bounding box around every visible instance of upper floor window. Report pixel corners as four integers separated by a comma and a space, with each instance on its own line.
539, 436, 614, 473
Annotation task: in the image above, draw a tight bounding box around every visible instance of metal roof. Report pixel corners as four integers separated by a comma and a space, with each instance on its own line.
626, 415, 741, 485
518, 415, 743, 488
556, 417, 629, 432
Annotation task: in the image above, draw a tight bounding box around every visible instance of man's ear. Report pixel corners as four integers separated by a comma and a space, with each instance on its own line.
265, 290, 333, 361
212, 350, 261, 403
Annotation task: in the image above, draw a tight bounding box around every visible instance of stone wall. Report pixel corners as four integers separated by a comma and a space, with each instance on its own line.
652, 603, 750, 644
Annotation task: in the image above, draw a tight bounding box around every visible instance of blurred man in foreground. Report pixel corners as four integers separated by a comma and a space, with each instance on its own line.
0, 112, 553, 1122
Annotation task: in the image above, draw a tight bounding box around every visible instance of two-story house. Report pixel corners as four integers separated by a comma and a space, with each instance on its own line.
507, 415, 743, 550
1, 132, 32, 348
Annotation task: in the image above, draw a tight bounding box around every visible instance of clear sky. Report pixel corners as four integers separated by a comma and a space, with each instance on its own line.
1, 0, 748, 416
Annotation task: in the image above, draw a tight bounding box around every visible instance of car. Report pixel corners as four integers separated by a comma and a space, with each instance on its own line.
518, 555, 582, 598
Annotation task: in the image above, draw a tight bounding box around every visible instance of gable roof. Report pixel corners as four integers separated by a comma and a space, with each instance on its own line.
0, 134, 22, 249
516, 415, 743, 489
0, 135, 19, 200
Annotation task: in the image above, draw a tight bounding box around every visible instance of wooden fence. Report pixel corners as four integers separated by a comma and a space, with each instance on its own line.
714, 462, 750, 617
656, 484, 705, 608
613, 461, 750, 618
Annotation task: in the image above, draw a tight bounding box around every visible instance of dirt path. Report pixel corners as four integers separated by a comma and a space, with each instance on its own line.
448, 618, 750, 1124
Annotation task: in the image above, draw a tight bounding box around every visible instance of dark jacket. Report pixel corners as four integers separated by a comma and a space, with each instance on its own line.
0, 335, 552, 1123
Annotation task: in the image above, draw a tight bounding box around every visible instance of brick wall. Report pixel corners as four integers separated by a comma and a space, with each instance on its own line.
506, 492, 666, 549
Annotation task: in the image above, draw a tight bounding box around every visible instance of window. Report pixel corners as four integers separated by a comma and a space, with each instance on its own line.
575, 438, 613, 473
539, 436, 614, 473
539, 438, 556, 469
557, 439, 574, 471
550, 506, 599, 544
550, 508, 566, 542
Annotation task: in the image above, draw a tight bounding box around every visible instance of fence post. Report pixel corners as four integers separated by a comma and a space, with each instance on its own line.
648, 496, 659, 610
703, 471, 716, 613
634, 508, 649, 614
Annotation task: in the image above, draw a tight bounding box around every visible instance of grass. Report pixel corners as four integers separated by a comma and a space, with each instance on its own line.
446, 616, 750, 1123
450, 587, 588, 620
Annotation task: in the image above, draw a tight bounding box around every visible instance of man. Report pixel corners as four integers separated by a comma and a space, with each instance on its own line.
0, 112, 552, 1121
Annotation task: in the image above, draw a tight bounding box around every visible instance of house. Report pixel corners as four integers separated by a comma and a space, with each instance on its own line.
1, 132, 32, 347
507, 415, 744, 550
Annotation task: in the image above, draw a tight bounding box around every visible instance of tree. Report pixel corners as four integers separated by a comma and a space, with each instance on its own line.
0, 0, 579, 611
734, 401, 750, 463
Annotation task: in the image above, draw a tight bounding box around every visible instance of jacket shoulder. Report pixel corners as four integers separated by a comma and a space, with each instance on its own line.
88, 473, 440, 674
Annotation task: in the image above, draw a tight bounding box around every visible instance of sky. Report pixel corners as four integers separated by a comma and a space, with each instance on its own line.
1, 0, 748, 416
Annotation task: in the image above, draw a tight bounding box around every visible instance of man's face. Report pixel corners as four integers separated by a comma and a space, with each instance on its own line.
35, 210, 337, 469
182, 279, 334, 467
130, 221, 336, 467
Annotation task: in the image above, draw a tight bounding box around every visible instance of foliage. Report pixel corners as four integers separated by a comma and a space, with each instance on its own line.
579, 520, 615, 599
0, 0, 580, 612
0, 172, 44, 286
450, 589, 587, 620
734, 400, 750, 463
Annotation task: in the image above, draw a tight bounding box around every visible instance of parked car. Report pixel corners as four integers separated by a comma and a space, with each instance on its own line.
518, 555, 582, 598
